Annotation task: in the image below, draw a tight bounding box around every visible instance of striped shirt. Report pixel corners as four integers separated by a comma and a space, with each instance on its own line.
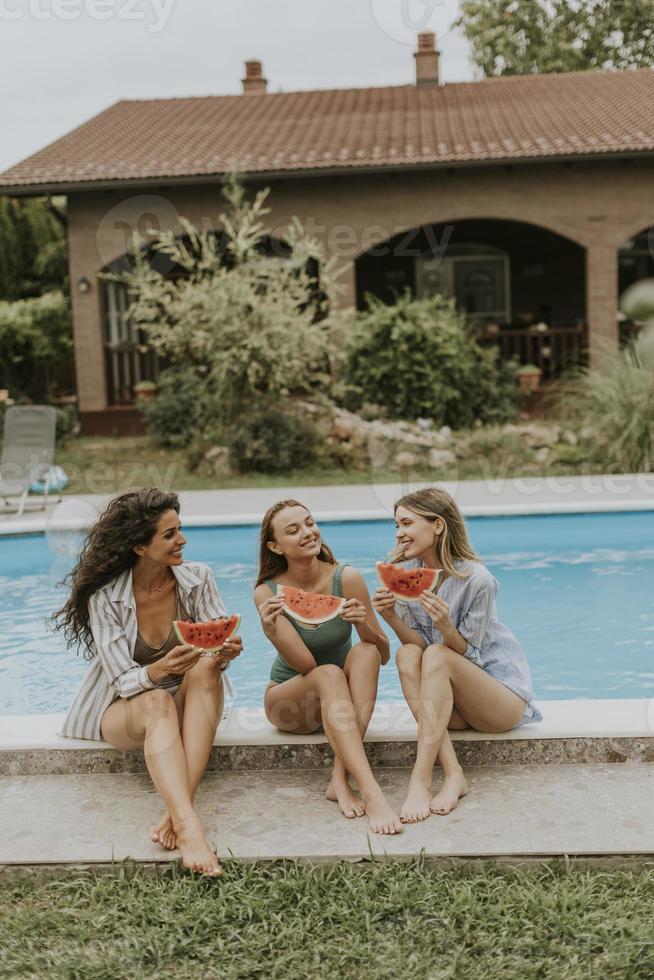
60, 561, 234, 741
395, 559, 542, 727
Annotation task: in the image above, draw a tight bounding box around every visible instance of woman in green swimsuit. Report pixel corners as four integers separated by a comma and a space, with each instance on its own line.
254, 499, 403, 836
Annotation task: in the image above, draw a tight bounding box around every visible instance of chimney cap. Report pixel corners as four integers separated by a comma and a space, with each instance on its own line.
242, 59, 268, 95
245, 59, 264, 78
417, 31, 436, 51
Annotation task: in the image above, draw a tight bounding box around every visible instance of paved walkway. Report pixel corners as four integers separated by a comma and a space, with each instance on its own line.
2, 473, 654, 534
2, 763, 653, 865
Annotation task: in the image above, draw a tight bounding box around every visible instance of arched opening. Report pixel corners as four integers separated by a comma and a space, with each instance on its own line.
99, 231, 292, 405
355, 218, 587, 380
618, 227, 654, 344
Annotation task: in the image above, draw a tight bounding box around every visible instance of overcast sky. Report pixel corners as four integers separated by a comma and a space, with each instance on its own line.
0, 0, 474, 172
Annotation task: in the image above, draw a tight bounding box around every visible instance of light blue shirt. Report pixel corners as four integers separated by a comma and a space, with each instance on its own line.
395, 559, 542, 726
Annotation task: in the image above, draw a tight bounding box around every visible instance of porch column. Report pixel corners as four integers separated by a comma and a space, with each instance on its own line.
332, 259, 357, 311
67, 206, 108, 413
586, 242, 619, 368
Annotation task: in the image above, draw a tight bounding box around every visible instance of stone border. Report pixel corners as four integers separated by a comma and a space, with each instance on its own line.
2, 855, 654, 881
3, 735, 653, 776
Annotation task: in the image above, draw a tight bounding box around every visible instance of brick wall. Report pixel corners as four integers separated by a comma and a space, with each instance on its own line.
67, 157, 654, 416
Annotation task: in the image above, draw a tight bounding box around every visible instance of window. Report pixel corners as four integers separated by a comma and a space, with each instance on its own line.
101, 280, 160, 404
416, 244, 511, 324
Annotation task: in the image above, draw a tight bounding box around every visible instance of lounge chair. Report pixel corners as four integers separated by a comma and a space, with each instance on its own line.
0, 405, 58, 516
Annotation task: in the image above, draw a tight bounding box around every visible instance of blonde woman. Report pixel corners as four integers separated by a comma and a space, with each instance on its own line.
254, 499, 403, 835
373, 488, 541, 824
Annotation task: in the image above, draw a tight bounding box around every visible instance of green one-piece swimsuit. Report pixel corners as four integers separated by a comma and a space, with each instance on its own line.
267, 563, 352, 685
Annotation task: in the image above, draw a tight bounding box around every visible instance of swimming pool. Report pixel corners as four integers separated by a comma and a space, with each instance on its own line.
1, 512, 653, 715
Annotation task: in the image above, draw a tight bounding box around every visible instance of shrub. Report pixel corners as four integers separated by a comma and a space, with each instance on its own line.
229, 407, 318, 474
565, 328, 654, 473
0, 290, 73, 400
111, 175, 337, 428
140, 366, 207, 449
344, 292, 519, 427
55, 404, 79, 443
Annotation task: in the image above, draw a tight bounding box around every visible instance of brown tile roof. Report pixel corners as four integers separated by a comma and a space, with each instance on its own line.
2, 69, 653, 192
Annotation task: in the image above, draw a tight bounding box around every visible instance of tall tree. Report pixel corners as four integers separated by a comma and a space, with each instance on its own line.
0, 196, 67, 300
455, 0, 654, 76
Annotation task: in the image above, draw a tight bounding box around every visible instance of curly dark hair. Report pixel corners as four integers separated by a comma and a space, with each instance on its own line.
53, 487, 180, 659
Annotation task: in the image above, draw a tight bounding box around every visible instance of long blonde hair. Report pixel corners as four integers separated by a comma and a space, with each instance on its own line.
390, 487, 479, 579
255, 499, 337, 587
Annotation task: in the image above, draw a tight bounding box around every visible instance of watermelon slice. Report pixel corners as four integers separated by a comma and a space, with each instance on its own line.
376, 562, 443, 601
173, 615, 241, 653
277, 584, 345, 625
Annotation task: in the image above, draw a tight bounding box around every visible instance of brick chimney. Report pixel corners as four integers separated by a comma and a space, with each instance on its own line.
242, 60, 267, 95
414, 32, 440, 86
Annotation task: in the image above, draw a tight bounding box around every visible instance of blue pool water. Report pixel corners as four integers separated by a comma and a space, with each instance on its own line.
1, 512, 653, 715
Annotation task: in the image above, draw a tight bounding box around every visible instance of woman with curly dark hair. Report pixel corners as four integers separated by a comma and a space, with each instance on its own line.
54, 487, 242, 877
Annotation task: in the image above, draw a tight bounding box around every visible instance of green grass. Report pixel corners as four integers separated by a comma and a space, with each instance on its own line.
51, 434, 609, 496
1, 860, 653, 979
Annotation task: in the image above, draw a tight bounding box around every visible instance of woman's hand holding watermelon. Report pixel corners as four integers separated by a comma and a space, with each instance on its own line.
339, 597, 367, 623
419, 591, 452, 632
259, 595, 286, 636
151, 643, 201, 680
372, 587, 397, 621
215, 635, 243, 669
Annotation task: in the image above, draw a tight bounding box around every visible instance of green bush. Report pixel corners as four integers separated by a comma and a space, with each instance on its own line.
54, 404, 79, 443
0, 290, 73, 400
140, 366, 207, 449
565, 327, 654, 473
229, 407, 318, 473
344, 293, 519, 427
113, 175, 334, 428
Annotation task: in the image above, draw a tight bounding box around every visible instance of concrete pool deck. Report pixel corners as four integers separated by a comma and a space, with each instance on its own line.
3, 763, 653, 867
1, 475, 653, 867
1, 700, 653, 866
1, 472, 654, 534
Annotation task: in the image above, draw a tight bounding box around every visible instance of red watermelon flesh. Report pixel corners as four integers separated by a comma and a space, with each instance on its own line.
376, 562, 442, 601
173, 615, 241, 652
277, 585, 345, 625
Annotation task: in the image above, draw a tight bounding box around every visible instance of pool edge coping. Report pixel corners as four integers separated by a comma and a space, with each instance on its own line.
2, 496, 654, 536
2, 699, 652, 754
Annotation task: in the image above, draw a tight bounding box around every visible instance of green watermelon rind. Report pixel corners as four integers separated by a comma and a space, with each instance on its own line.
173, 615, 241, 652
277, 584, 345, 625
376, 562, 442, 602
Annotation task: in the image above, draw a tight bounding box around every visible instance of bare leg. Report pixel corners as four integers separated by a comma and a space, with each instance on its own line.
101, 689, 221, 876
151, 659, 224, 850
400, 644, 526, 822
265, 664, 402, 835
396, 644, 468, 822
326, 643, 380, 818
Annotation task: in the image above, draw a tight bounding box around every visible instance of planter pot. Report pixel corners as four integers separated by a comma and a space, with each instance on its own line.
133, 387, 157, 401
517, 370, 542, 392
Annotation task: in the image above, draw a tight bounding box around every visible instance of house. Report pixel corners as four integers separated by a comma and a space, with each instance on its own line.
1, 34, 653, 434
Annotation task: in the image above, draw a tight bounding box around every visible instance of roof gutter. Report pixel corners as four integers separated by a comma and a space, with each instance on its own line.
0, 150, 652, 197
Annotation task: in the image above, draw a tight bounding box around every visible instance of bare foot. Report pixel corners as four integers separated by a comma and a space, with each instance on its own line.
325, 777, 366, 819
150, 812, 177, 850
400, 779, 432, 823
173, 814, 222, 877
362, 787, 403, 835
430, 771, 469, 815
